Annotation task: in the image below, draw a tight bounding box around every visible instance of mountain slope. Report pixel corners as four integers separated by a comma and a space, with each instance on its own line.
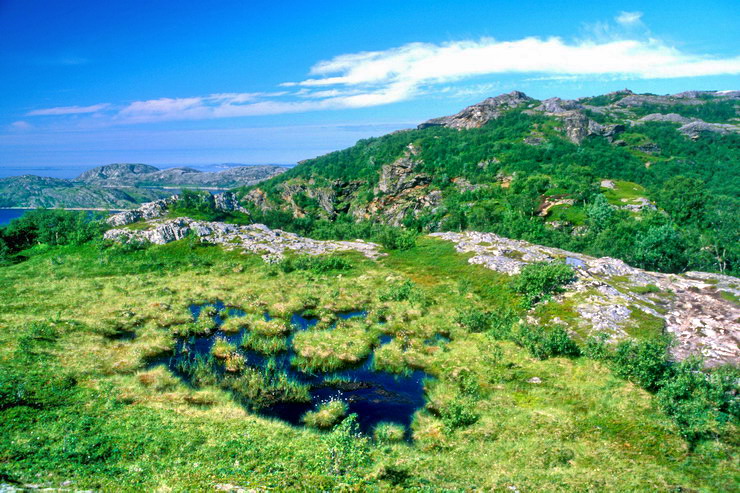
0, 175, 170, 209
237, 89, 739, 276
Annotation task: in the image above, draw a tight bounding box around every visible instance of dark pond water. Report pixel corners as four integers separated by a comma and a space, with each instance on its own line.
158, 301, 431, 436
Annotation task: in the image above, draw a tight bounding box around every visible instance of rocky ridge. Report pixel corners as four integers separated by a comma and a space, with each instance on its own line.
104, 218, 383, 261
431, 231, 740, 367
417, 89, 738, 144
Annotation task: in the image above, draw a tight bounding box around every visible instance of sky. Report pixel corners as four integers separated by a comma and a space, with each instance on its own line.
1, 0, 738, 176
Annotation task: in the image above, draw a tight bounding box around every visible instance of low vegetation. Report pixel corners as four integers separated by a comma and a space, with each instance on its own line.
0, 210, 737, 491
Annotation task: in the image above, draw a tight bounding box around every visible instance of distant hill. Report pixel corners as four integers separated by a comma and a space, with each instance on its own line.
0, 174, 170, 209
0, 163, 289, 209
76, 163, 288, 188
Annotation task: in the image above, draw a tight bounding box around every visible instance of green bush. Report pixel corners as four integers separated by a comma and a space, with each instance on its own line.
511, 262, 575, 308
374, 227, 418, 251
515, 325, 580, 360
440, 398, 480, 430
455, 309, 494, 333
611, 338, 671, 392
278, 255, 353, 274
379, 280, 422, 303
582, 333, 610, 360
325, 414, 371, 479
656, 358, 739, 446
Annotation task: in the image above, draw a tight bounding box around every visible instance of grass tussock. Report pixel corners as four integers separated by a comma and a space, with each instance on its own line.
302, 399, 349, 429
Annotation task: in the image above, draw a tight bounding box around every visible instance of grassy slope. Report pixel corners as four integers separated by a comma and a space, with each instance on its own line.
0, 240, 737, 491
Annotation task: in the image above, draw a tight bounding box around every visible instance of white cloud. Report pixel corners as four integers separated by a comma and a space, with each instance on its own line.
9, 121, 33, 131
616, 11, 643, 26
27, 103, 110, 116
23, 20, 740, 125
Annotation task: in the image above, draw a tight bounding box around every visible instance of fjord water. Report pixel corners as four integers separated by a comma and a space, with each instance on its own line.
162, 301, 430, 435
0, 209, 29, 226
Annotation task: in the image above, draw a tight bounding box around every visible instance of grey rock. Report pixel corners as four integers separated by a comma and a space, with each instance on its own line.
678, 121, 739, 139
431, 231, 740, 367
418, 91, 533, 130
637, 113, 695, 124
376, 144, 430, 195
105, 218, 384, 260
535, 97, 583, 114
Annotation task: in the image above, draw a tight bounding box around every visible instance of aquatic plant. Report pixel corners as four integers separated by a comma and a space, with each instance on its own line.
240, 332, 287, 354
211, 338, 236, 359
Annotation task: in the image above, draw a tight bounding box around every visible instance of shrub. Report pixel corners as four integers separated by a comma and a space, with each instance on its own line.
611, 338, 672, 392
487, 307, 518, 340
656, 358, 739, 446
455, 309, 494, 333
325, 414, 371, 478
440, 398, 480, 430
379, 280, 423, 304
374, 227, 418, 251
511, 262, 575, 308
278, 255, 353, 274
582, 333, 610, 360
515, 325, 580, 360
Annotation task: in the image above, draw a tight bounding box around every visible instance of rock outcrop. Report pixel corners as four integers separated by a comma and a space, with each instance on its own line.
678, 121, 739, 139
418, 91, 534, 130
375, 144, 429, 195
104, 218, 383, 261
432, 231, 740, 367
106, 191, 248, 227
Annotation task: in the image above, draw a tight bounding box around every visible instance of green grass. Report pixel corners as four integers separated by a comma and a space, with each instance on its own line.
602, 180, 650, 206
0, 237, 736, 491
546, 203, 587, 225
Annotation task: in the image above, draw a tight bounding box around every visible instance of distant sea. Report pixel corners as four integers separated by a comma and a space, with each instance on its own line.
0, 209, 30, 226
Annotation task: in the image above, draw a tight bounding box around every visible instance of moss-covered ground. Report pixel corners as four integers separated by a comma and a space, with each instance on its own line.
0, 238, 737, 491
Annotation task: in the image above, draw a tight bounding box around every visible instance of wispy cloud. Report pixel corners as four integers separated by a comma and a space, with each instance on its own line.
27, 103, 110, 116
616, 11, 643, 26
9, 121, 33, 131
23, 13, 740, 126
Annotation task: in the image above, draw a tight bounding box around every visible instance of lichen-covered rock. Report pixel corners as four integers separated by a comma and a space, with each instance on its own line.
678, 121, 739, 139
637, 113, 695, 124
107, 196, 178, 226
107, 191, 248, 227
418, 91, 533, 130
431, 231, 740, 367
105, 217, 384, 260
535, 97, 584, 114
376, 144, 429, 195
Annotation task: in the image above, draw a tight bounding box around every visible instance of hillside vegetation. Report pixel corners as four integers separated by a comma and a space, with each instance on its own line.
237, 89, 739, 276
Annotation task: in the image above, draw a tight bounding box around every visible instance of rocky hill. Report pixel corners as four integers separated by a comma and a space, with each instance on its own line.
0, 175, 170, 209
235, 88, 739, 276
0, 163, 288, 209
77, 163, 288, 188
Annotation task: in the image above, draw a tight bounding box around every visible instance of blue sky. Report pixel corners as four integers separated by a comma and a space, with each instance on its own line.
1, 0, 738, 175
